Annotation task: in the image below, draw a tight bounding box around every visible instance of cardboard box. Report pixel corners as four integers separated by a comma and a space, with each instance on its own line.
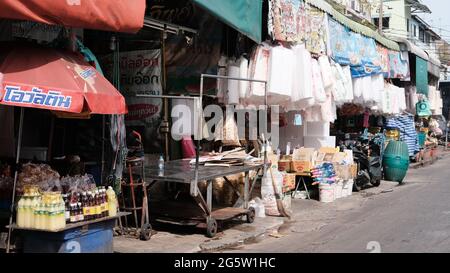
350, 164, 357, 178
292, 148, 316, 161
292, 160, 313, 173
282, 173, 296, 193
278, 160, 292, 172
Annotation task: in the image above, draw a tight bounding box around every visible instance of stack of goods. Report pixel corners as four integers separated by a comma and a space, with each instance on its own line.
18, 163, 61, 195
16, 186, 66, 231
311, 163, 336, 185
63, 186, 117, 224
0, 162, 13, 209
16, 185, 118, 231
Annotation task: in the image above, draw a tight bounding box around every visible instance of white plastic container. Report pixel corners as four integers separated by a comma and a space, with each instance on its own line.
319, 183, 334, 203
342, 181, 349, 198
334, 181, 343, 199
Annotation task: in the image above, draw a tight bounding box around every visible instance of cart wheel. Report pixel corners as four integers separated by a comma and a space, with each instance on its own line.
246, 207, 256, 224
139, 223, 152, 241
206, 218, 218, 238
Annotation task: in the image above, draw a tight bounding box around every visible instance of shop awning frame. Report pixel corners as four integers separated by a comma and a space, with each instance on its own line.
389, 37, 429, 61
143, 17, 198, 35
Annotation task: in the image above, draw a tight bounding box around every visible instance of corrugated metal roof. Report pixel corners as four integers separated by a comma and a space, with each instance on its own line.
306, 0, 400, 51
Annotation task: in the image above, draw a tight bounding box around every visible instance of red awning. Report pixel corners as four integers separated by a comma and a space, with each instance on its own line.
0, 0, 146, 33
0, 45, 127, 115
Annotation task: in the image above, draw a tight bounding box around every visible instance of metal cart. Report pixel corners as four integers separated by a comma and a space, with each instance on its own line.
144, 160, 266, 237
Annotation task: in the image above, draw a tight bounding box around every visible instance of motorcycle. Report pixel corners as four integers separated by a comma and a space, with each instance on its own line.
339, 130, 384, 191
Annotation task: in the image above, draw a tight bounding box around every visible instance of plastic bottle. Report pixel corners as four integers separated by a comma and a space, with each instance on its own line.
158, 155, 164, 170
23, 196, 32, 228
106, 186, 118, 217
16, 197, 25, 228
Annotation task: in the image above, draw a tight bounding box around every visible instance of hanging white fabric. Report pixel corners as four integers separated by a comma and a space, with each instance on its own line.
267, 45, 294, 105
247, 43, 271, 106
342, 65, 354, 102
226, 59, 240, 105
291, 44, 315, 109
217, 55, 228, 104
318, 55, 335, 94
311, 58, 327, 104
238, 56, 249, 103
331, 62, 347, 105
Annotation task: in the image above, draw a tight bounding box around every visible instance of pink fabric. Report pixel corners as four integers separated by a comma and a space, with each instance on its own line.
181, 136, 196, 159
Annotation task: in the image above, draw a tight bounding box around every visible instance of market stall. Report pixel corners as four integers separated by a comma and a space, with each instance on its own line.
0, 44, 126, 253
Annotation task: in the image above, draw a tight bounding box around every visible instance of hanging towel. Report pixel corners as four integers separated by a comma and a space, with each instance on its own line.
248, 43, 271, 106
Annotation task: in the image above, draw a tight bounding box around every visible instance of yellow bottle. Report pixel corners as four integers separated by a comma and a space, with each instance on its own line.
106, 187, 117, 217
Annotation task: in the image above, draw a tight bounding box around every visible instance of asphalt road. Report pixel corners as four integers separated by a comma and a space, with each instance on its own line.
227, 153, 450, 253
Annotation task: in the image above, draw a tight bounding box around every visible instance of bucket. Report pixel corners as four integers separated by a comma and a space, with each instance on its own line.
347, 179, 354, 196
319, 183, 334, 203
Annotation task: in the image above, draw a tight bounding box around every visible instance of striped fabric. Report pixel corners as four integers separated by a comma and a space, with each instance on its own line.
385, 114, 419, 156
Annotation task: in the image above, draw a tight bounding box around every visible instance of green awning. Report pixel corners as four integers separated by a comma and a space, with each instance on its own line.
416, 56, 429, 96
192, 0, 263, 43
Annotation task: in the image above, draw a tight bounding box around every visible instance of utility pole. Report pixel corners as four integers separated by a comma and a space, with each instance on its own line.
379, 0, 384, 33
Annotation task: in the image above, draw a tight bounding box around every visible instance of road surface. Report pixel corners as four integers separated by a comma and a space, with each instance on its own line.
225, 153, 450, 253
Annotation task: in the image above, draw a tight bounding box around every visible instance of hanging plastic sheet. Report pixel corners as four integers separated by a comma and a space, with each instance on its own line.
305, 6, 330, 55
350, 33, 381, 78
376, 44, 390, 78
328, 17, 381, 78
388, 50, 410, 80
328, 17, 354, 66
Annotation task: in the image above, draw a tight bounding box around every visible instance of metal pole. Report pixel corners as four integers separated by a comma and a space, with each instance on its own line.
379, 0, 384, 33
191, 75, 204, 197
6, 107, 24, 253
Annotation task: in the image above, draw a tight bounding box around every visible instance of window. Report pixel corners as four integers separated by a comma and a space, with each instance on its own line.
373, 17, 390, 29
413, 25, 417, 37
407, 19, 410, 32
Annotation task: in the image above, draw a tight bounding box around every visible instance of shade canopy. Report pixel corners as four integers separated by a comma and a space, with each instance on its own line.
0, 0, 145, 33
0, 45, 127, 115
192, 0, 263, 43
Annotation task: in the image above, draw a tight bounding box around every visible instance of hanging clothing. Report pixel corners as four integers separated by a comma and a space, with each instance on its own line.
385, 114, 419, 156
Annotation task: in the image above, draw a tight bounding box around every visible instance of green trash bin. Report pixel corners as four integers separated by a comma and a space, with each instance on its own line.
382, 140, 410, 183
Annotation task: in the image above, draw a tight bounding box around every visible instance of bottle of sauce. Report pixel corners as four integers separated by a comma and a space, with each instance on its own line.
87, 191, 94, 220
94, 189, 101, 219
101, 188, 107, 218
77, 202, 84, 222
82, 192, 89, 221
106, 186, 118, 217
